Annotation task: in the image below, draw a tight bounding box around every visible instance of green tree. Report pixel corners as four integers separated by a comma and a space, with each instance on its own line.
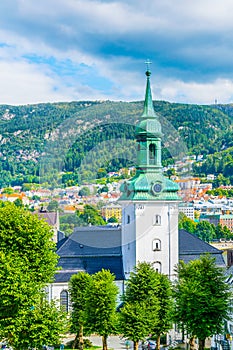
47, 200, 59, 212
69, 272, 91, 350
214, 224, 231, 239
119, 301, 151, 349
119, 262, 171, 350
108, 216, 118, 223
166, 168, 176, 179
79, 187, 91, 197
6, 297, 67, 350
173, 255, 231, 350
2, 187, 14, 194
78, 204, 106, 226
0, 202, 62, 347
194, 221, 216, 242
14, 198, 24, 207
151, 273, 174, 350
178, 213, 196, 234
85, 269, 119, 350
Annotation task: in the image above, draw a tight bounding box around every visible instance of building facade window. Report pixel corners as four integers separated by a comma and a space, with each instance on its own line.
127, 215, 130, 224
153, 214, 161, 225
60, 290, 68, 312
152, 239, 161, 251
154, 261, 161, 273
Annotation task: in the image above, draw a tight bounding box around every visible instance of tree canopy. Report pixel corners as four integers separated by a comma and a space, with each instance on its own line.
173, 255, 231, 350
119, 262, 173, 350
0, 202, 66, 348
69, 271, 92, 350
85, 269, 119, 350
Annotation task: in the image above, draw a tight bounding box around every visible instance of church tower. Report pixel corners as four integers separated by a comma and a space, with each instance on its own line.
119, 65, 180, 280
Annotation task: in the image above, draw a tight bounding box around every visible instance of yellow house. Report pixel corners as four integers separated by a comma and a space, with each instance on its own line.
101, 204, 122, 222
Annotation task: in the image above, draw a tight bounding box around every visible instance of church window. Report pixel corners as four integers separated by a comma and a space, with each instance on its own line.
127, 215, 130, 224
153, 214, 161, 225
152, 239, 161, 251
60, 290, 68, 312
154, 261, 161, 273
149, 143, 156, 165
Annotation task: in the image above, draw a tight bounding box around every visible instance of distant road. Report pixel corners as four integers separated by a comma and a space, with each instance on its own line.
88, 335, 133, 350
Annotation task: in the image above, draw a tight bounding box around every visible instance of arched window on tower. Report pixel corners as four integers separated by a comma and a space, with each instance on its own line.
153, 214, 161, 225
152, 239, 161, 251
154, 261, 161, 273
60, 290, 68, 312
149, 143, 156, 165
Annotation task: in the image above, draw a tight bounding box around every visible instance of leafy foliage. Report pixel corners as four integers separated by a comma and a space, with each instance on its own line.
85, 269, 119, 350
69, 272, 92, 350
178, 213, 233, 241
173, 255, 231, 350
77, 204, 106, 226
0, 202, 65, 348
119, 262, 173, 350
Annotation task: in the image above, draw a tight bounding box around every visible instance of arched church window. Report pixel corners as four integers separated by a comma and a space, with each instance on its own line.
149, 143, 156, 165
60, 290, 68, 312
152, 239, 161, 251
154, 261, 161, 273
153, 214, 161, 225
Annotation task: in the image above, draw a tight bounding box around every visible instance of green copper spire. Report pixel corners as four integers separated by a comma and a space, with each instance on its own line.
119, 63, 180, 201
141, 65, 157, 119
136, 65, 162, 172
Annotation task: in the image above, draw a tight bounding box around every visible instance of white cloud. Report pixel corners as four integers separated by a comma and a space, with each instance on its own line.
155, 78, 233, 105
0, 0, 233, 104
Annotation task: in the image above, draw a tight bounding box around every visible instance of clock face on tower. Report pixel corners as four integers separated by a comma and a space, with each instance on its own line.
152, 183, 162, 194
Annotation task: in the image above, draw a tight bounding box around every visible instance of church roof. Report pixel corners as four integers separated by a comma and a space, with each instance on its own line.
55, 226, 124, 282
55, 226, 225, 283
179, 229, 225, 267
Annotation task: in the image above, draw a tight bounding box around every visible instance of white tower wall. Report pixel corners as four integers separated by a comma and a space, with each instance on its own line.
121, 201, 179, 279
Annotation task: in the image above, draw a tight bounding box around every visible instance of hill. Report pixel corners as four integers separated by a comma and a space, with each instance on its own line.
0, 100, 232, 187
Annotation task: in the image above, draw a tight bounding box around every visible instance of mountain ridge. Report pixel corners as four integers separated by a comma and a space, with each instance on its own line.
0, 100, 232, 187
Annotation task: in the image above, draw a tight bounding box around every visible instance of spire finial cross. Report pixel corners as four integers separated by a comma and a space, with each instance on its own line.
145, 59, 152, 71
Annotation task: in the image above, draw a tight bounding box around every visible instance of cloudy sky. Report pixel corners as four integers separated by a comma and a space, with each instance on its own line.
1, 0, 233, 105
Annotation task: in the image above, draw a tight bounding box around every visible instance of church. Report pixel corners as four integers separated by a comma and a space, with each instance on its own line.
48, 67, 225, 310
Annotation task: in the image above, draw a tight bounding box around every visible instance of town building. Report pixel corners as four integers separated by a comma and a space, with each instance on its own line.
101, 204, 122, 222
178, 202, 195, 220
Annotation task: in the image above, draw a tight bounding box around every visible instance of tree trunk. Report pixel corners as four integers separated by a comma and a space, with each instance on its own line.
198, 338, 205, 350
73, 334, 78, 349
189, 336, 196, 350
102, 335, 108, 350
156, 335, 161, 350
133, 340, 139, 350
78, 325, 84, 350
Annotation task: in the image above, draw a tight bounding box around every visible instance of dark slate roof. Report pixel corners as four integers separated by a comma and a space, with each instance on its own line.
55, 226, 226, 283
55, 226, 124, 282
179, 229, 225, 267
57, 226, 122, 256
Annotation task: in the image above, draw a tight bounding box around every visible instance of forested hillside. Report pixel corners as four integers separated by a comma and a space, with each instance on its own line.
0, 100, 232, 187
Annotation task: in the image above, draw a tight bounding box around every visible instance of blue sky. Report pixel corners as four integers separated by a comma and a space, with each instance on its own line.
1, 0, 233, 105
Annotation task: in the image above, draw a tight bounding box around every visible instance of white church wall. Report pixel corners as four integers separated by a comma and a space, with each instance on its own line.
121, 202, 136, 278
120, 201, 179, 279
135, 201, 179, 279
48, 280, 125, 309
